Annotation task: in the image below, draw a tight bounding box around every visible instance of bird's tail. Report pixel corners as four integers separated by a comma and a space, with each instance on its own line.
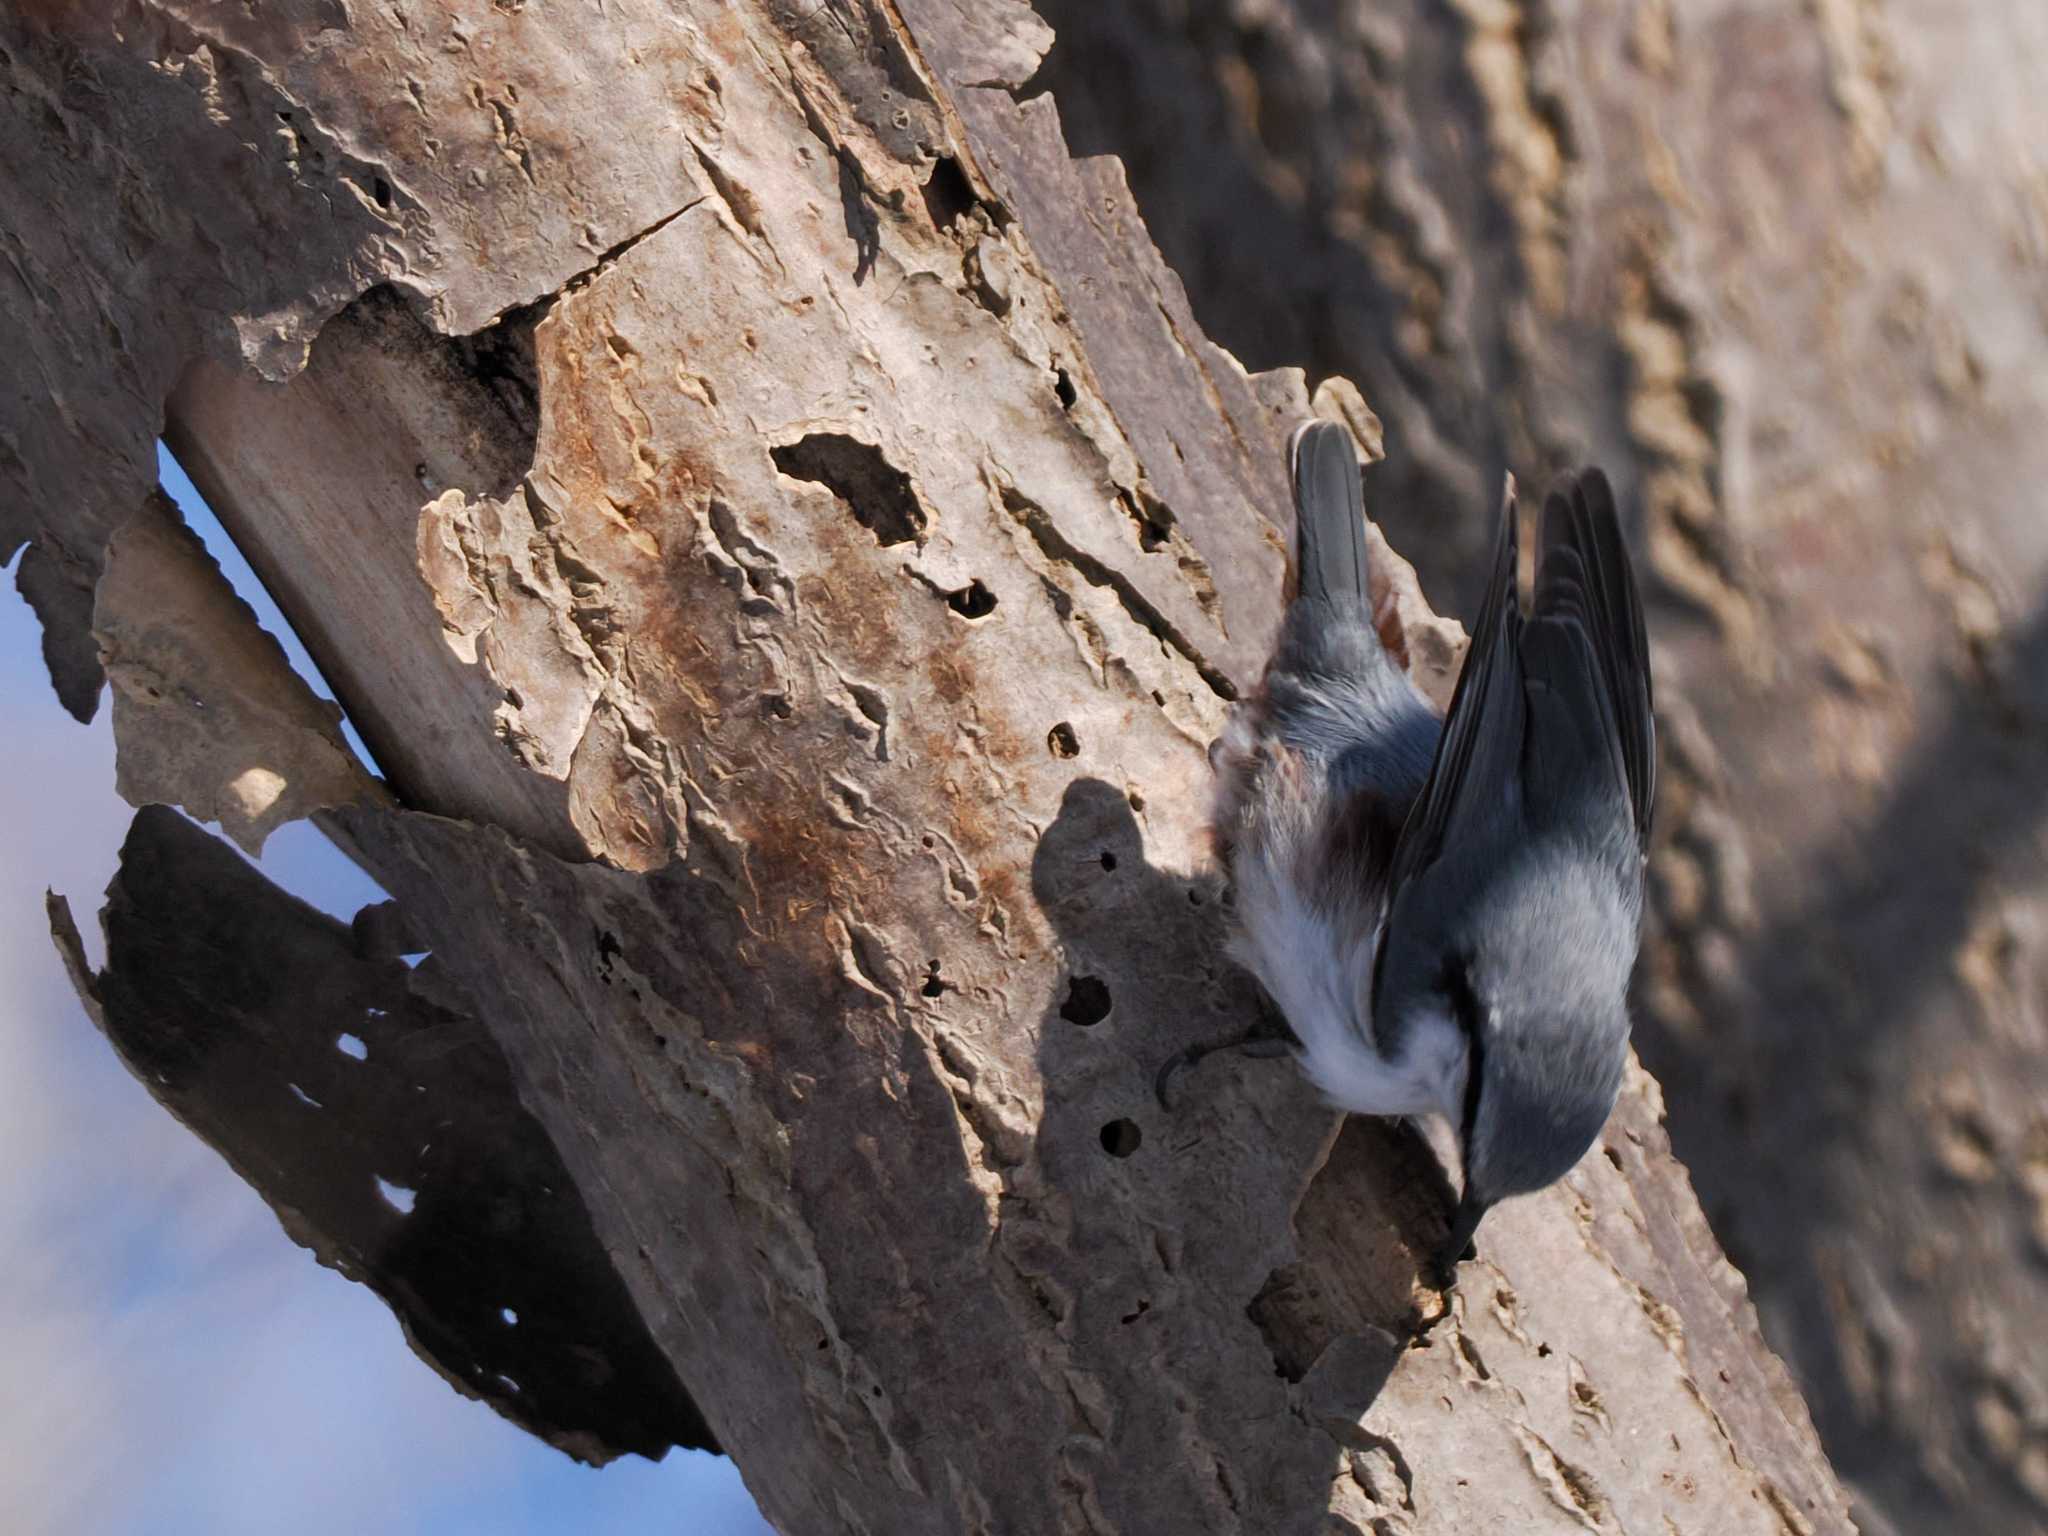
1288, 419, 1371, 607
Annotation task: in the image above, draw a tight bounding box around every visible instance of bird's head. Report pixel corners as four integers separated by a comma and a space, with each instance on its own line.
1429, 940, 1631, 1282
1376, 857, 1635, 1279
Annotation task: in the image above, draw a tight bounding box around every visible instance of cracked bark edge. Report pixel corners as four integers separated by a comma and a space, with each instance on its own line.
0, 0, 717, 722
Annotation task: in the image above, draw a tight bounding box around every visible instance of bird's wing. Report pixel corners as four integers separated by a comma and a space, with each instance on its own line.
1522, 469, 1656, 853
1384, 475, 1527, 901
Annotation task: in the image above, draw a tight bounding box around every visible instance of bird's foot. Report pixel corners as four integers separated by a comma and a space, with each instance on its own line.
1153, 1031, 1293, 1110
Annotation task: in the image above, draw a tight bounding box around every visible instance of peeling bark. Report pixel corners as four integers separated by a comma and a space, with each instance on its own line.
95, 492, 382, 852
48, 807, 714, 1462
5, 1, 1857, 1531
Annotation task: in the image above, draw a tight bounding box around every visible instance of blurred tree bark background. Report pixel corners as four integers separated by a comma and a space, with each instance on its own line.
1034, 3, 2048, 1532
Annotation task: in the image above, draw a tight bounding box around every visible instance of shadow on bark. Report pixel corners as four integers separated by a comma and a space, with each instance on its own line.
1027, 775, 1447, 1523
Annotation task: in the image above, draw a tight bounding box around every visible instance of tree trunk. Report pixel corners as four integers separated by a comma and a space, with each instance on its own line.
5, 2, 1854, 1531
1030, 3, 2048, 1532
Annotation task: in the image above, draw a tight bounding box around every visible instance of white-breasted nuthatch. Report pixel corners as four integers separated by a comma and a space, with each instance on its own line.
1205, 421, 1655, 1281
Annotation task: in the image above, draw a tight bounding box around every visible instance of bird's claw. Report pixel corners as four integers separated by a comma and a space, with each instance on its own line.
1153, 1046, 1201, 1111
1153, 1033, 1292, 1110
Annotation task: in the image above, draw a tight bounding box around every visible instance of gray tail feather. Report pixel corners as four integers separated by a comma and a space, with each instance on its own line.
1289, 420, 1370, 606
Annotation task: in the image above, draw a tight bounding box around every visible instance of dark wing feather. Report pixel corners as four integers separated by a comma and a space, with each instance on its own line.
1383, 476, 1525, 900
1529, 469, 1656, 851
1289, 420, 1370, 605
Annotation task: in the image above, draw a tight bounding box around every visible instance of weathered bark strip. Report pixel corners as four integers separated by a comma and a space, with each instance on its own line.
1035, 4, 2048, 1531
6, 1, 1856, 1531
94, 491, 382, 853
47, 805, 715, 1463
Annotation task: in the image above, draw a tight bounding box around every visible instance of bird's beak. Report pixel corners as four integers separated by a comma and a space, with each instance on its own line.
1433, 1189, 1490, 1287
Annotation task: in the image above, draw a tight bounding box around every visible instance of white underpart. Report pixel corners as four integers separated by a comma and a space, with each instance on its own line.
1229, 851, 1467, 1121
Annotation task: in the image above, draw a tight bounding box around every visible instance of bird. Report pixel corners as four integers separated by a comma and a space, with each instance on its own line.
1198, 419, 1656, 1282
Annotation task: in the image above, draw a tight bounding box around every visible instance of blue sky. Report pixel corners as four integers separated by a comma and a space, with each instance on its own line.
0, 448, 773, 1535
